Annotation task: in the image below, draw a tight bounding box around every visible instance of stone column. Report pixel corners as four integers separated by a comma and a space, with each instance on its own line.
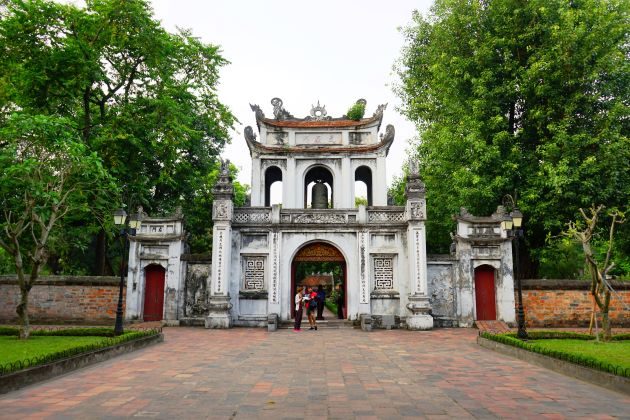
251, 156, 262, 206
285, 157, 296, 208
207, 159, 234, 329
405, 167, 433, 330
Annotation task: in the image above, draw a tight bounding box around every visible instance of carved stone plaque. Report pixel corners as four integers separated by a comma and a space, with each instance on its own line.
296, 132, 342, 145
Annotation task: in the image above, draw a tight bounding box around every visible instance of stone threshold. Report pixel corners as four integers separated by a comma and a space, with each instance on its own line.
477, 336, 629, 396
0, 333, 164, 394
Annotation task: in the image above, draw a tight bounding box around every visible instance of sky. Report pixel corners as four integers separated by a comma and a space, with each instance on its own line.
150, 0, 434, 187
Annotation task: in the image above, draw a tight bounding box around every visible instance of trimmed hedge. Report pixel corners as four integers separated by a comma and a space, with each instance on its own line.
0, 328, 160, 376
504, 330, 595, 340
0, 327, 116, 337
481, 332, 630, 378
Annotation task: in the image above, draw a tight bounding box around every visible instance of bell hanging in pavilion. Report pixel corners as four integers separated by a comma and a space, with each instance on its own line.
311, 180, 328, 209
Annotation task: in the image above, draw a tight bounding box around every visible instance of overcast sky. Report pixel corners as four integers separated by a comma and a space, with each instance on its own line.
150, 0, 434, 186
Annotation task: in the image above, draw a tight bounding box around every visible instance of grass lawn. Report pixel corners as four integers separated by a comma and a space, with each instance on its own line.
530, 339, 630, 370
0, 335, 107, 365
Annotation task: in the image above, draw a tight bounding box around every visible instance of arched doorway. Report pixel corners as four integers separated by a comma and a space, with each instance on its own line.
291, 242, 346, 319
474, 265, 497, 320
143, 264, 166, 321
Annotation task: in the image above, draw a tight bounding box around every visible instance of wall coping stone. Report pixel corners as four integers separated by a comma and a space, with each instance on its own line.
0, 275, 121, 286
522, 279, 630, 290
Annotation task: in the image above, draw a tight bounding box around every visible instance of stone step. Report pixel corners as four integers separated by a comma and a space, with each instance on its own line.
475, 320, 512, 333
279, 319, 356, 329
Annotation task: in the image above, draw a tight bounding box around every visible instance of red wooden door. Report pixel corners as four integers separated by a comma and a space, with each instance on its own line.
474, 265, 496, 320
143, 265, 165, 321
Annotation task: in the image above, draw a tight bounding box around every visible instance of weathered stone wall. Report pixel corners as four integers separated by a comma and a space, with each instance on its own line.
522, 279, 630, 328
0, 276, 124, 324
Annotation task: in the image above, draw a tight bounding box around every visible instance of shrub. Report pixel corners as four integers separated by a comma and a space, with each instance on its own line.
346, 102, 366, 120
0, 329, 160, 375
480, 332, 630, 377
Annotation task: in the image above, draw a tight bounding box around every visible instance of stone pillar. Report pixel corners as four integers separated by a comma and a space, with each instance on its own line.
341, 157, 352, 208
285, 157, 296, 208
375, 155, 387, 206
251, 156, 262, 206
405, 166, 433, 330
207, 159, 234, 329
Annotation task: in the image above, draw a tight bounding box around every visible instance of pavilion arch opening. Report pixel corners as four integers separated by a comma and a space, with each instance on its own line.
265, 166, 283, 207
354, 166, 373, 206
304, 166, 333, 208
291, 242, 347, 320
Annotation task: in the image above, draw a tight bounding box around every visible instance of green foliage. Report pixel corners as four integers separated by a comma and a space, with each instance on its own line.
481, 332, 630, 377
355, 196, 368, 207
537, 237, 585, 279
505, 330, 595, 340
346, 102, 366, 120
0, 0, 236, 273
185, 161, 248, 253
0, 329, 160, 374
395, 0, 630, 268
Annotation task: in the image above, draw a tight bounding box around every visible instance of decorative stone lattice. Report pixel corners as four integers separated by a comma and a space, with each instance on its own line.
368, 211, 405, 223
373, 257, 394, 290
233, 211, 271, 224
243, 257, 265, 290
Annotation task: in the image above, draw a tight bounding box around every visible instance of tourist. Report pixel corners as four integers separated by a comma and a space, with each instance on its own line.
316, 285, 326, 320
306, 286, 318, 330
336, 284, 344, 319
294, 287, 304, 332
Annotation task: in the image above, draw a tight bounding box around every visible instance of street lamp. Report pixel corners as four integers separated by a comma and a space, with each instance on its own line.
112, 207, 142, 336
503, 195, 527, 339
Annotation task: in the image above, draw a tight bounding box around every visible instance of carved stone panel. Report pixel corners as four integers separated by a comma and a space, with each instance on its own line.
293, 213, 346, 224
213, 201, 233, 221
296, 132, 342, 145
373, 257, 394, 290
243, 256, 265, 290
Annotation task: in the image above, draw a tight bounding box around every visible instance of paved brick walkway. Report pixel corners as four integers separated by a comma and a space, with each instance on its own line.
0, 328, 628, 419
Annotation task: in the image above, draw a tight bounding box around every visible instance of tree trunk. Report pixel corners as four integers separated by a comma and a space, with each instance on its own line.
95, 229, 107, 275
16, 286, 30, 340
601, 310, 611, 341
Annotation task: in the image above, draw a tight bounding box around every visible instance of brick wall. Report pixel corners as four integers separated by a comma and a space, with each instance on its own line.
521, 279, 630, 328
0, 276, 125, 324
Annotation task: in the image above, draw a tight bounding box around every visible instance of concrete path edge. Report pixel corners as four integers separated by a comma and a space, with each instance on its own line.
0, 333, 164, 395
477, 335, 630, 395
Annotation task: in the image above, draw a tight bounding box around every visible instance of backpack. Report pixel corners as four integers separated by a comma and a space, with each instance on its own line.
309, 296, 318, 310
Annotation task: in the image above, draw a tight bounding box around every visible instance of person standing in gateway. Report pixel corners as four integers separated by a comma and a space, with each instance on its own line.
305, 286, 318, 330
294, 287, 304, 332
316, 284, 326, 320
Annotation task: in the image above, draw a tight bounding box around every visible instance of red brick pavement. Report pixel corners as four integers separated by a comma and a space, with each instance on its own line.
0, 327, 628, 419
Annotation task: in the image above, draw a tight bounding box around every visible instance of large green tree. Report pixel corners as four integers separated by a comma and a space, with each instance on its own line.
0, 114, 116, 338
395, 0, 629, 274
0, 0, 236, 272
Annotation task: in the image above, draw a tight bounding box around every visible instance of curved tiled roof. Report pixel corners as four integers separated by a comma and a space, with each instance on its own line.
259, 115, 381, 129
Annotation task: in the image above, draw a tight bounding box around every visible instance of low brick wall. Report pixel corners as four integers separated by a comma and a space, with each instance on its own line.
0, 276, 125, 324
521, 279, 630, 328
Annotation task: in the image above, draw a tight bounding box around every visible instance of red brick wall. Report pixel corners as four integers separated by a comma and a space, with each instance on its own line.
0, 276, 125, 324
521, 280, 630, 328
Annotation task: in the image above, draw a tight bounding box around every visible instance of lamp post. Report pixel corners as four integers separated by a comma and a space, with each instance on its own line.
113, 208, 142, 336
501, 196, 527, 339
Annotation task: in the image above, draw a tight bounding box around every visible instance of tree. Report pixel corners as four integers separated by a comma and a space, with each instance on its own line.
0, 114, 116, 339
395, 0, 630, 268
0, 0, 236, 274
567, 205, 625, 340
